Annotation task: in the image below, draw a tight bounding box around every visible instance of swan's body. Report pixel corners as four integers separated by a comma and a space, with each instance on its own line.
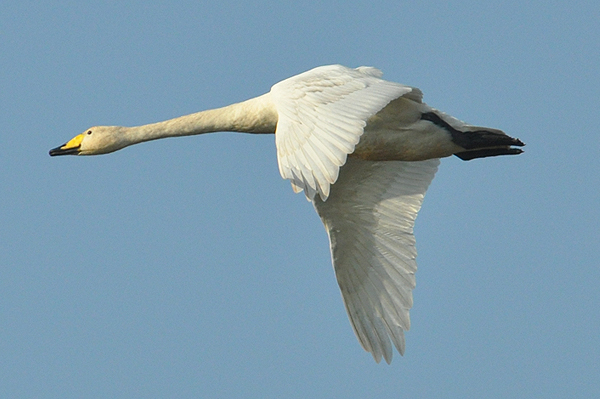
50, 65, 524, 363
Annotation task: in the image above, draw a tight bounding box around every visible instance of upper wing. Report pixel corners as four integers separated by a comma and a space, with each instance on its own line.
313, 157, 440, 363
270, 65, 414, 200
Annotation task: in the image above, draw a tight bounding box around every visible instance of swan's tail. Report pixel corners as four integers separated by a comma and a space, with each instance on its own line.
420, 111, 525, 161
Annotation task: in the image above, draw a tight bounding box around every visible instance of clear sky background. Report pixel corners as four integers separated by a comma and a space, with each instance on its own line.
2, 1, 599, 397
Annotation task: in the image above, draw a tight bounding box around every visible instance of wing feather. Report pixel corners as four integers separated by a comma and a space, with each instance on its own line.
271, 65, 414, 200
313, 157, 439, 363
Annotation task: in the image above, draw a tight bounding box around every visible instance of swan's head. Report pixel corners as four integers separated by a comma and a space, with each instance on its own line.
49, 126, 129, 156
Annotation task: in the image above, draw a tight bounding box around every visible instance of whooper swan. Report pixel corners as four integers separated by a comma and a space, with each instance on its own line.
50, 65, 524, 363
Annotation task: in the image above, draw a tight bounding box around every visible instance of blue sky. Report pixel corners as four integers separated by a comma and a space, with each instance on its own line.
2, 1, 599, 397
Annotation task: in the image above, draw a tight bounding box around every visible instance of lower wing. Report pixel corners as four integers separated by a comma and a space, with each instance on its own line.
313, 157, 439, 363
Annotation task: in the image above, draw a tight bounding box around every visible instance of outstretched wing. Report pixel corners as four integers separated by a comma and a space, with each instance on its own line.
313, 157, 440, 363
270, 65, 414, 200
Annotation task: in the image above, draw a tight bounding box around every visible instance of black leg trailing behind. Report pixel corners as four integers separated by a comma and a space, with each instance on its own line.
420, 112, 525, 161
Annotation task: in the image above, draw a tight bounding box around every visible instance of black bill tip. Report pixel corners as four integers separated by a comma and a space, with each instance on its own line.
49, 145, 80, 156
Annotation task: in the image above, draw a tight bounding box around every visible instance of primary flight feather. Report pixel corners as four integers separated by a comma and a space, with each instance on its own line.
50, 65, 524, 363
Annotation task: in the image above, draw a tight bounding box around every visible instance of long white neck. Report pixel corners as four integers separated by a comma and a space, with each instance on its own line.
124, 93, 278, 146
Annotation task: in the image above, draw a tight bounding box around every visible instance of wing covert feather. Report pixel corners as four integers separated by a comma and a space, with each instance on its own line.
271, 65, 414, 200
313, 157, 440, 363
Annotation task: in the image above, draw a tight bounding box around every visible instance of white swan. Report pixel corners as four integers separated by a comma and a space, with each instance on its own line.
50, 65, 524, 363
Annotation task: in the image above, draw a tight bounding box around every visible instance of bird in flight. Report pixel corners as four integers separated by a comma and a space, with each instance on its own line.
50, 65, 524, 363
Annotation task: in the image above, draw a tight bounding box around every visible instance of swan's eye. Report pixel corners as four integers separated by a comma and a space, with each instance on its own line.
87, 130, 92, 135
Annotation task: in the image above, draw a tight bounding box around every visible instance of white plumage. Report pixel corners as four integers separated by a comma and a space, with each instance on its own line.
272, 65, 413, 200
314, 157, 439, 362
50, 65, 524, 363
